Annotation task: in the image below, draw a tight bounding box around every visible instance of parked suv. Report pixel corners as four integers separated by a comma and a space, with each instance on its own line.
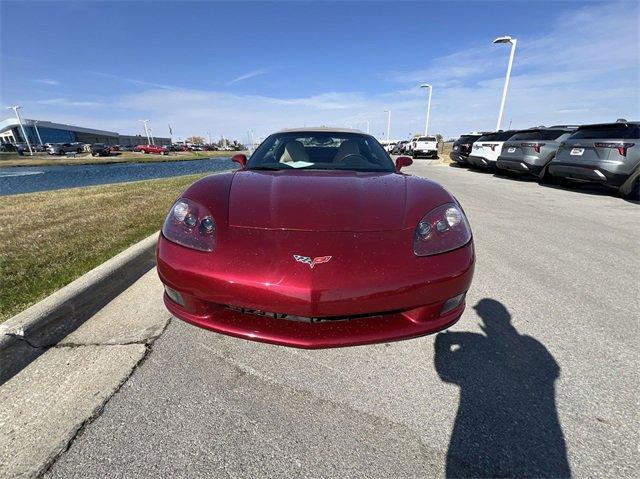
450, 132, 486, 165
467, 130, 518, 168
412, 136, 438, 159
548, 121, 640, 198
47, 142, 84, 155
90, 143, 111, 157
392, 140, 409, 155
496, 126, 579, 178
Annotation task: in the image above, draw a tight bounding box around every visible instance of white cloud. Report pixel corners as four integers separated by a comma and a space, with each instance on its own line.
88, 71, 179, 90
33, 79, 60, 86
226, 68, 271, 85
37, 98, 105, 107
21, 2, 640, 141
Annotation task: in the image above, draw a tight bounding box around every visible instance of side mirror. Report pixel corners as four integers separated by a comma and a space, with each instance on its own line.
395, 156, 413, 171
232, 153, 247, 169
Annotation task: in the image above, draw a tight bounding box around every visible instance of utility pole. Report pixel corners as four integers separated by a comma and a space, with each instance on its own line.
384, 109, 391, 142
493, 36, 518, 131
7, 106, 33, 155
32, 120, 44, 146
420, 84, 433, 136
139, 119, 151, 145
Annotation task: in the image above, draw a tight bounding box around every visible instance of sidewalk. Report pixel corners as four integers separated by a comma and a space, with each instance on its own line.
0, 270, 169, 479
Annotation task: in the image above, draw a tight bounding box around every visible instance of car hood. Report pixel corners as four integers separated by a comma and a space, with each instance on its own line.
228, 170, 407, 232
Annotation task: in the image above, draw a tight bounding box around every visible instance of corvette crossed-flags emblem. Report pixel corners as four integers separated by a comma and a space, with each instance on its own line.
293, 255, 332, 269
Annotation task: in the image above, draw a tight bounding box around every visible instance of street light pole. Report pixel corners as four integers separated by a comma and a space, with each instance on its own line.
139, 119, 151, 145
7, 106, 33, 155
420, 83, 432, 136
384, 109, 391, 141
493, 36, 518, 131
32, 120, 44, 146
366, 120, 370, 134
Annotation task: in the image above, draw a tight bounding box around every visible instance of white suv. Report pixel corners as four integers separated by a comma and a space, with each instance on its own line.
412, 136, 438, 159
466, 130, 517, 168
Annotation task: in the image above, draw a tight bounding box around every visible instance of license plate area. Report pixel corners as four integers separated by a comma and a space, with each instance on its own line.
570, 148, 585, 156
507, 147, 516, 153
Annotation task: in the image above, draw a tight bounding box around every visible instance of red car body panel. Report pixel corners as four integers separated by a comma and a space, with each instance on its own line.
156, 169, 475, 348
136, 144, 167, 154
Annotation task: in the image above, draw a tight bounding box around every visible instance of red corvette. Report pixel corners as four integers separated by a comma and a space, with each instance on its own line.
157, 128, 474, 348
135, 144, 168, 155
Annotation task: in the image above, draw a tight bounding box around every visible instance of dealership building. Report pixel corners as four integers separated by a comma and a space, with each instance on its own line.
0, 118, 170, 147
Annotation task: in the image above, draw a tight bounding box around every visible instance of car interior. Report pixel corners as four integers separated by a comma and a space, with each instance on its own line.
249, 134, 395, 171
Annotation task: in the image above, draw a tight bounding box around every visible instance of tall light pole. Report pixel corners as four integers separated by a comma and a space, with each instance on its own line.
384, 109, 391, 141
7, 106, 33, 155
420, 83, 433, 136
32, 120, 44, 146
139, 119, 151, 145
493, 35, 517, 131
365, 120, 370, 134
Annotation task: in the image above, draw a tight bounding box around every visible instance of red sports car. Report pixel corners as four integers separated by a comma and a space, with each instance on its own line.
157, 128, 474, 348
135, 144, 168, 155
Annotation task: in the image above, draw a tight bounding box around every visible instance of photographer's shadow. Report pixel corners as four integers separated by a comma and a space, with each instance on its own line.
434, 299, 571, 478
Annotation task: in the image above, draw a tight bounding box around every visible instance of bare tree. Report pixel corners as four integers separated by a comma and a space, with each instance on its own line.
187, 136, 205, 145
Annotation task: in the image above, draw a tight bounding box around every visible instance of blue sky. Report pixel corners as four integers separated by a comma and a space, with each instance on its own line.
1, 1, 638, 141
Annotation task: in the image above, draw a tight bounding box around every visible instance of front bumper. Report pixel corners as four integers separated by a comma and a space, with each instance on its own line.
548, 162, 629, 187
157, 235, 475, 348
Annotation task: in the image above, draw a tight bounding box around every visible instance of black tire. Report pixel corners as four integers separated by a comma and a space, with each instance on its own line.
92, 153, 97, 157
412, 153, 417, 159
76, 148, 82, 153
538, 165, 554, 185
620, 177, 639, 201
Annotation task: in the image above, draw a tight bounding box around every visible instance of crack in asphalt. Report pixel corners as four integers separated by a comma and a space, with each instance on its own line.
38, 316, 174, 478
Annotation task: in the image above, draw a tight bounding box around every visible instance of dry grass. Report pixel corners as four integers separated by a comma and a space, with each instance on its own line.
438, 142, 454, 163
0, 150, 240, 168
0, 173, 208, 322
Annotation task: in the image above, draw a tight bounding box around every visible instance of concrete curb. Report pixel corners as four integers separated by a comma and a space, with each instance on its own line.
0, 232, 159, 384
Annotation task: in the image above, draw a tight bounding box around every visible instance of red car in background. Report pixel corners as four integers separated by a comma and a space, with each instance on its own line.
135, 144, 168, 155
156, 128, 475, 348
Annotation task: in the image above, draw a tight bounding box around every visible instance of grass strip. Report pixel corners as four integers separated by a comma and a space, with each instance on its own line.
0, 173, 210, 322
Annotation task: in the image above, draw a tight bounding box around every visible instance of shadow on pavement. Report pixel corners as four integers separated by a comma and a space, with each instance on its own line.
434, 298, 571, 478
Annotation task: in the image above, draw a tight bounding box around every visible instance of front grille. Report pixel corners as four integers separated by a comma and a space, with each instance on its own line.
225, 305, 389, 324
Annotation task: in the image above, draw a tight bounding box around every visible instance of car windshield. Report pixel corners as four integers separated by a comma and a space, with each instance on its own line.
418, 136, 436, 141
569, 124, 640, 140
458, 135, 480, 143
247, 132, 395, 172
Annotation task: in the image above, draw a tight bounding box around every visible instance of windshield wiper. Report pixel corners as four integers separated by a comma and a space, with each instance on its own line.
247, 165, 288, 170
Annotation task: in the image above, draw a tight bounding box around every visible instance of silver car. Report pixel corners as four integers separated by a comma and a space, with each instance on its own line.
496, 126, 578, 179
548, 120, 639, 199
47, 142, 84, 155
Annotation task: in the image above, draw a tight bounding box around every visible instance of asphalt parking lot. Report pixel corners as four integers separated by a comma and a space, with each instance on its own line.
44, 162, 638, 478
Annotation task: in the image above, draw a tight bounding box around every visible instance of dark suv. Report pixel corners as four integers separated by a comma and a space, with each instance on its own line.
90, 143, 111, 157
548, 121, 639, 198
496, 126, 578, 178
449, 133, 486, 165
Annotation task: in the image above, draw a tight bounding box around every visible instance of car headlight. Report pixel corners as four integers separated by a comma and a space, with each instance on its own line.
162, 198, 216, 252
413, 203, 472, 256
